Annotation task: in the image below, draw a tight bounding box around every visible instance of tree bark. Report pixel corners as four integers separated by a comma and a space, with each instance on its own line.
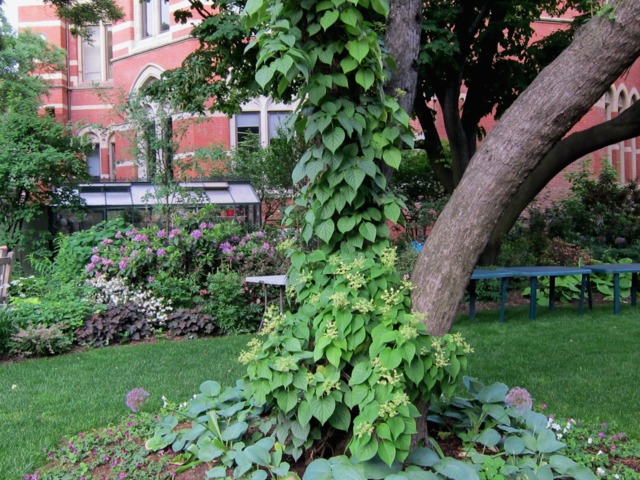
479, 99, 640, 265
382, 0, 421, 181
411, 1, 640, 336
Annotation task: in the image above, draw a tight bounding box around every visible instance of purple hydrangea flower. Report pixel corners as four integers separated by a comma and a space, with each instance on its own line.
505, 387, 533, 414
256, 231, 264, 238
147, 276, 155, 283
199, 222, 208, 229
262, 242, 270, 251
125, 388, 149, 413
125, 229, 138, 237
156, 248, 166, 257
119, 257, 130, 270
115, 232, 123, 239
146, 248, 153, 254
133, 234, 148, 243
91, 255, 101, 264
102, 258, 114, 268
190, 230, 203, 239
157, 229, 167, 238
85, 263, 95, 272
92, 247, 100, 254
168, 229, 181, 239
101, 238, 113, 246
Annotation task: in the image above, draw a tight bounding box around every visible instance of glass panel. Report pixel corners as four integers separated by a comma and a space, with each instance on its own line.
160, 0, 170, 32
268, 112, 290, 139
82, 26, 101, 82
87, 143, 101, 179
142, 0, 152, 38
105, 25, 113, 79
236, 113, 260, 128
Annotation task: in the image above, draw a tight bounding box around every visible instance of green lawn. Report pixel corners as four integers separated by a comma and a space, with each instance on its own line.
454, 303, 640, 439
0, 336, 249, 480
2, 304, 639, 479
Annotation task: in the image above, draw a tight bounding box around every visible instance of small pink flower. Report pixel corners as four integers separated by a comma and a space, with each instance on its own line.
85, 263, 95, 272
199, 222, 208, 229
156, 248, 166, 257
157, 229, 167, 238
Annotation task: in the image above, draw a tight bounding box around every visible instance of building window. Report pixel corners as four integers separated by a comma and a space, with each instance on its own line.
86, 138, 101, 180
141, 0, 171, 39
268, 112, 291, 139
81, 24, 113, 83
236, 113, 260, 145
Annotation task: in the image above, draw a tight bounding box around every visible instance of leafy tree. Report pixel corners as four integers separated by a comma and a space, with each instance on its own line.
0, 113, 90, 249
0, 15, 65, 113
412, 0, 640, 335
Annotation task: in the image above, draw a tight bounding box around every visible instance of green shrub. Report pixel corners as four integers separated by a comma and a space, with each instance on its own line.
0, 305, 16, 355
202, 269, 262, 334
9, 323, 72, 357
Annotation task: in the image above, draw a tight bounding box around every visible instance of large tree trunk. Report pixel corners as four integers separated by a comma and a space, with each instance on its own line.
479, 99, 640, 265
411, 0, 640, 337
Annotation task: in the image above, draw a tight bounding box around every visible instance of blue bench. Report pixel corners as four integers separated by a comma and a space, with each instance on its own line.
587, 263, 640, 314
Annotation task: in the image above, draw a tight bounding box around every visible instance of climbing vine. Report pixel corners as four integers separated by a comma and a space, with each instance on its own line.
148, 0, 472, 472
240, 0, 471, 465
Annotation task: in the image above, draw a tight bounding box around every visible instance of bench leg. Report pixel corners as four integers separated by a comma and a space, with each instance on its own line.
468, 280, 477, 319
530, 277, 537, 320
632, 273, 638, 307
499, 278, 508, 323
614, 273, 621, 315
549, 276, 556, 311
579, 274, 587, 316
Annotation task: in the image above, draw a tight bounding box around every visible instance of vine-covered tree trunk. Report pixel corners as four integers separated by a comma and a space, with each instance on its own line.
412, 1, 640, 336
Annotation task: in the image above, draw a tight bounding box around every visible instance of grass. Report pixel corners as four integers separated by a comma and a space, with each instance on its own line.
0, 335, 249, 480
454, 303, 640, 439
2, 303, 639, 479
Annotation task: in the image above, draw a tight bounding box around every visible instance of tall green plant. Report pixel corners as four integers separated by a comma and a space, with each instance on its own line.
240, 0, 469, 465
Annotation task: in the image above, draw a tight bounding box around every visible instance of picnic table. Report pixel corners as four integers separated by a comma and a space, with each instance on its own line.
587, 263, 640, 314
504, 266, 592, 320
244, 275, 287, 314
468, 268, 513, 323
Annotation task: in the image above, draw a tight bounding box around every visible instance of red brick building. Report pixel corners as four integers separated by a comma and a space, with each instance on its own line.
15, 1, 640, 196
16, 0, 295, 183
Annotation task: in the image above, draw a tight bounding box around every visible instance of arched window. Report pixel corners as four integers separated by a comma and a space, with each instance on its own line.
86, 135, 101, 180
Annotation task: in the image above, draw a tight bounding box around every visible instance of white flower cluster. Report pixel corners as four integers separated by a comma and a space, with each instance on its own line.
87, 276, 172, 325
547, 417, 575, 440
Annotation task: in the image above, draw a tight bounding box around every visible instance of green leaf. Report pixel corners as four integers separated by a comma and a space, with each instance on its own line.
315, 219, 335, 244
220, 422, 248, 442
355, 69, 375, 90
340, 8, 361, 27
378, 440, 397, 466
298, 399, 312, 425
344, 168, 366, 190
341, 57, 359, 74
291, 251, 305, 270
383, 203, 401, 223
406, 447, 440, 467
371, 0, 389, 15
322, 127, 346, 154
255, 65, 275, 89
476, 382, 509, 403
359, 222, 376, 242
306, 160, 325, 182
320, 10, 339, 30
474, 428, 501, 447
347, 39, 369, 63
206, 466, 227, 478
276, 389, 299, 413
382, 147, 401, 169
434, 458, 480, 480
329, 402, 351, 431
349, 361, 372, 385
504, 436, 526, 455
327, 345, 342, 367
536, 429, 565, 453
200, 381, 221, 397
311, 395, 336, 424
337, 216, 356, 233
304, 459, 334, 480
